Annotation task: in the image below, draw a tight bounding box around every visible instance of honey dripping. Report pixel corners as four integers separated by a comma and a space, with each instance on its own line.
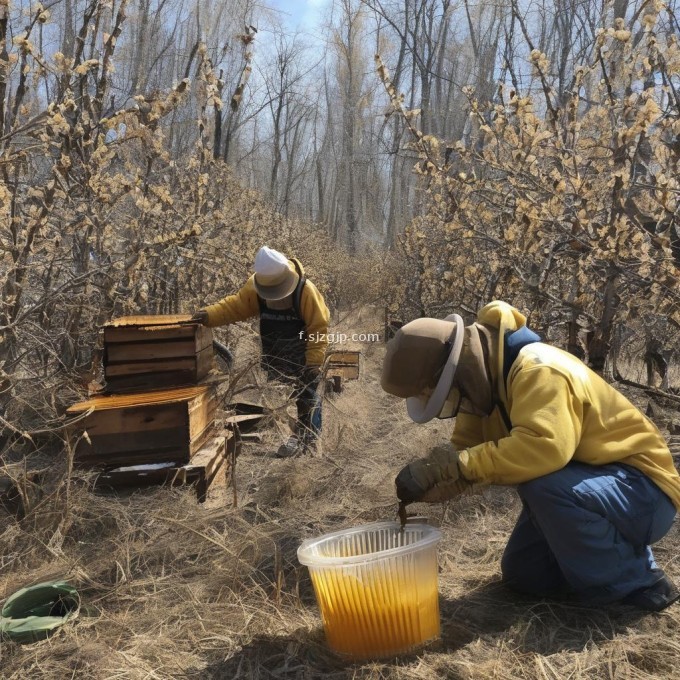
398, 501, 408, 532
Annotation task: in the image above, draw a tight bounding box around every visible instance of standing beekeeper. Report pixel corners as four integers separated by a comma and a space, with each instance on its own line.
381, 300, 680, 611
192, 246, 330, 457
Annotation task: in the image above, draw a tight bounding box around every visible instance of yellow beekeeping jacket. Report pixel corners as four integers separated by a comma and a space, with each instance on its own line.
455, 301, 680, 510
202, 259, 330, 366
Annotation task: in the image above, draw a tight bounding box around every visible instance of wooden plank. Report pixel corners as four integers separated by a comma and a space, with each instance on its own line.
188, 420, 217, 457
106, 339, 199, 363
224, 414, 265, 425
326, 351, 361, 365
224, 412, 265, 434
77, 402, 188, 437
104, 314, 194, 327
238, 432, 263, 443
183, 436, 226, 501
226, 401, 265, 415
104, 325, 213, 354
188, 389, 217, 443
104, 325, 198, 344
105, 357, 199, 377
185, 436, 225, 470
67, 386, 212, 413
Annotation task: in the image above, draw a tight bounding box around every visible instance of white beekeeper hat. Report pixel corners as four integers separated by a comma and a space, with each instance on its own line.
253, 246, 299, 300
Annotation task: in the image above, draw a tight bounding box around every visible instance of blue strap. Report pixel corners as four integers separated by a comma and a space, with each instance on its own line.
503, 325, 541, 384
496, 325, 541, 431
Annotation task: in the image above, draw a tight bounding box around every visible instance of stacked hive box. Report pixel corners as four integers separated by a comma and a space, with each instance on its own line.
102, 315, 214, 391
67, 315, 237, 502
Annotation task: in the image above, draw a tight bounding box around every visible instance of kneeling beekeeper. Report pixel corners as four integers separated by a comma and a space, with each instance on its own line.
193, 246, 330, 457
381, 300, 680, 611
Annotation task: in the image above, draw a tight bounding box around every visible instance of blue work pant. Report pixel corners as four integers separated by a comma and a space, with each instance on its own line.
501, 462, 676, 603
292, 376, 322, 437
266, 367, 322, 438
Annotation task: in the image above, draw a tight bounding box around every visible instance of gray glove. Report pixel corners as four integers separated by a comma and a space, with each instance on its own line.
395, 443, 471, 503
191, 310, 209, 325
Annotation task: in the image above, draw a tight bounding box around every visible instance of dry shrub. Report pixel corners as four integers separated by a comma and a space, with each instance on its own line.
3, 300, 680, 680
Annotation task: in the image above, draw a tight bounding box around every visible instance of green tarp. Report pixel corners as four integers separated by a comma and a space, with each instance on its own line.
0, 581, 79, 644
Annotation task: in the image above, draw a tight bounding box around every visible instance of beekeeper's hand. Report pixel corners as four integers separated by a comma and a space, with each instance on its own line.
191, 310, 209, 325
395, 443, 471, 503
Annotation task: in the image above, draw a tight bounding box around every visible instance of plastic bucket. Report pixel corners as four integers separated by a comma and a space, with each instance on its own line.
297, 521, 442, 660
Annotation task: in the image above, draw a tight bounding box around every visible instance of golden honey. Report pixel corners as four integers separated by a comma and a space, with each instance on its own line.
298, 522, 442, 660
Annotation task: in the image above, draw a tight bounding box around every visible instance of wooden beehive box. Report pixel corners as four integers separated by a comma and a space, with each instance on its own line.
325, 351, 361, 381
324, 350, 361, 393
66, 385, 216, 466
95, 433, 235, 503
102, 315, 213, 392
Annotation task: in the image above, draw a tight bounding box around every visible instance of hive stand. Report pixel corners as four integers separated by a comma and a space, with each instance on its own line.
94, 426, 240, 503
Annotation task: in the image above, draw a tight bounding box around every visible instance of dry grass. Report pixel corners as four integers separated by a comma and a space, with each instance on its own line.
2, 305, 680, 679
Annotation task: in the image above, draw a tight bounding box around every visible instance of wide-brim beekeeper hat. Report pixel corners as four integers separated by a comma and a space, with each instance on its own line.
381, 314, 464, 423
253, 246, 300, 300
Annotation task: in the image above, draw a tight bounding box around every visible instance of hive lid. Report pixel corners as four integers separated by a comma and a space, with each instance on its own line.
66, 385, 211, 414
103, 314, 194, 329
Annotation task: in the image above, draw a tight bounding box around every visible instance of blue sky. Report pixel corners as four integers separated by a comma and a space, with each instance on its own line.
267, 0, 330, 30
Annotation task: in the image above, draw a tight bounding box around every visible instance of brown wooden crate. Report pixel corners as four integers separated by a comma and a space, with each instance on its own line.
325, 351, 360, 382
103, 318, 212, 391
67, 386, 216, 466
